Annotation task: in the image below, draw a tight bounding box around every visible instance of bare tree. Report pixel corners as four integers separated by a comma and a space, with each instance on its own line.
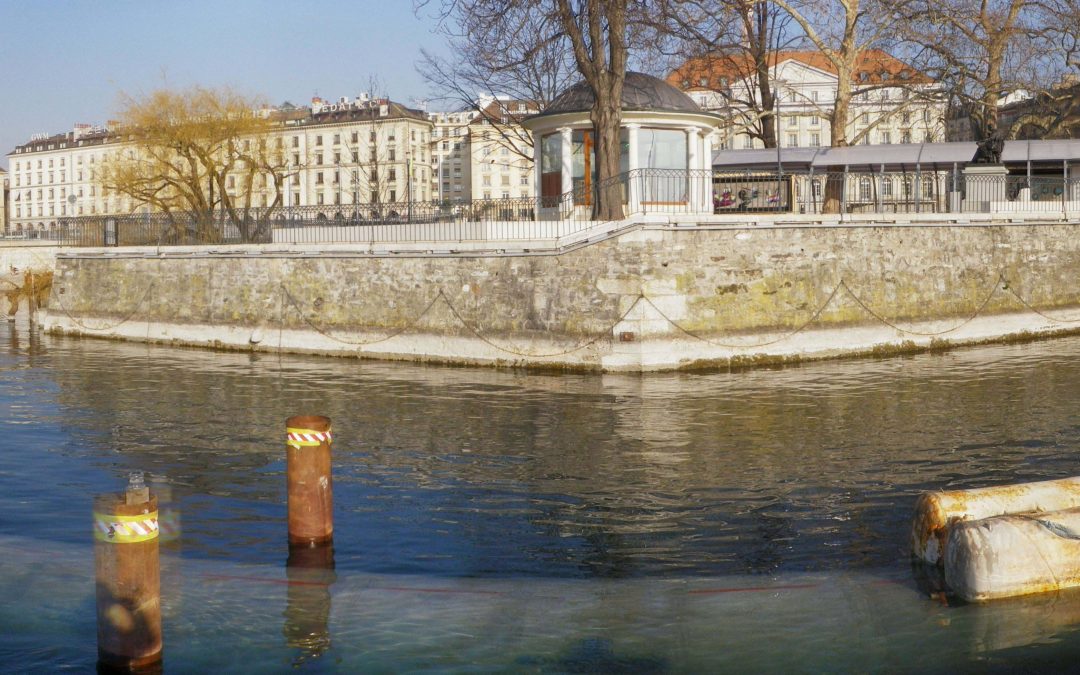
655, 0, 801, 148
895, 0, 1073, 141
420, 0, 635, 219
417, 3, 577, 163
766, 0, 922, 148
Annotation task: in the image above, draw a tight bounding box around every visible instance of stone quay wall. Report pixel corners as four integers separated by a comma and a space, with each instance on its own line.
1, 243, 61, 315
38, 216, 1080, 371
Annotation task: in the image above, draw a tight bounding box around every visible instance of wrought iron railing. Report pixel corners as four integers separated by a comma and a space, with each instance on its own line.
32, 168, 1080, 247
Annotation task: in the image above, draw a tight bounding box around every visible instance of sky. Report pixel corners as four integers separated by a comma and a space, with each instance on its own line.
0, 0, 452, 170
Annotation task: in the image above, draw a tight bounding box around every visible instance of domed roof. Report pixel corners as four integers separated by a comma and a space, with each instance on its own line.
537, 72, 703, 118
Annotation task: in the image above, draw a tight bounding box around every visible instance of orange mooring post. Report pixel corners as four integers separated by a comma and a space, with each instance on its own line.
286, 415, 334, 547
93, 472, 162, 670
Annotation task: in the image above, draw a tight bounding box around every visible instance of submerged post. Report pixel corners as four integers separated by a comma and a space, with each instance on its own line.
285, 415, 334, 547
94, 471, 162, 670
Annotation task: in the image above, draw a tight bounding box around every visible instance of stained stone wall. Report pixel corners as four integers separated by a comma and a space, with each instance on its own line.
40, 220, 1080, 371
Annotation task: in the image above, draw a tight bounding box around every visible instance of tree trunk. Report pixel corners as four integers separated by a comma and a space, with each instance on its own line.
591, 94, 625, 221
823, 65, 852, 214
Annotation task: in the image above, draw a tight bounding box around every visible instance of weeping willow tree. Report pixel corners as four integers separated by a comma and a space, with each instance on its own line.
100, 86, 289, 243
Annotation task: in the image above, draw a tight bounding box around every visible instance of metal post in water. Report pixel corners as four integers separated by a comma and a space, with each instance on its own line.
94, 471, 162, 670
285, 415, 334, 547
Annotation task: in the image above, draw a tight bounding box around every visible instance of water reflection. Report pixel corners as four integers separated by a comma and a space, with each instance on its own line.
5, 321, 1080, 583
284, 544, 336, 666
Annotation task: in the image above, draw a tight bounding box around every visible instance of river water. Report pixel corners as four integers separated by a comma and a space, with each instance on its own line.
3, 313, 1080, 672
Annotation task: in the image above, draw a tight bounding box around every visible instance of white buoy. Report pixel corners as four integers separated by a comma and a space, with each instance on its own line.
945, 508, 1080, 602
911, 476, 1080, 565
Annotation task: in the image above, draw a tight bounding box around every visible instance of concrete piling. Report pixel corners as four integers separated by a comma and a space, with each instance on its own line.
94, 472, 162, 670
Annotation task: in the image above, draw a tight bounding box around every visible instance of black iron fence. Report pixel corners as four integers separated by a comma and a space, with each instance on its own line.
37, 168, 1080, 247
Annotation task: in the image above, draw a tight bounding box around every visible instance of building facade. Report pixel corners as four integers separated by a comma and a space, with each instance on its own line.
428, 109, 478, 202
428, 95, 538, 203
0, 167, 7, 235
466, 97, 537, 202
5, 95, 436, 235
947, 83, 1080, 142
669, 50, 945, 151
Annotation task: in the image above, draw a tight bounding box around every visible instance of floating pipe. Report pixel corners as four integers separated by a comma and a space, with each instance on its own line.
945, 508, 1080, 602
911, 476, 1080, 565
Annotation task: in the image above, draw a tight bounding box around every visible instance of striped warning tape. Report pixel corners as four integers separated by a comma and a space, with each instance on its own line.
287, 426, 333, 450
93, 511, 159, 544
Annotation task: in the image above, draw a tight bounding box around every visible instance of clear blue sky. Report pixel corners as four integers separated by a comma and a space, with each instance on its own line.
0, 1, 451, 169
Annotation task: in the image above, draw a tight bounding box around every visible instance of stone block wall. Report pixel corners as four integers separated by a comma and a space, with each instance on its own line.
41, 220, 1080, 371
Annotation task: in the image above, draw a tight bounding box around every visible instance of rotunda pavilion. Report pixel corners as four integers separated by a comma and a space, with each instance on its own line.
522, 72, 724, 217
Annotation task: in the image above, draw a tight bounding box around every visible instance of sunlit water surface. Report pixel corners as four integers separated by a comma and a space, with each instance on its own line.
3, 314, 1080, 672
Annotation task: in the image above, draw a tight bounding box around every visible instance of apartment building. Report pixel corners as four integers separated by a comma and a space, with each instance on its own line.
669, 50, 945, 151
467, 96, 537, 202
429, 109, 478, 202
5, 95, 435, 235
428, 95, 539, 203
1, 167, 7, 235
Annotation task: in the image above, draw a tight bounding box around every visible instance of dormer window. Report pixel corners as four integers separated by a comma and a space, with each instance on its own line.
859, 72, 869, 82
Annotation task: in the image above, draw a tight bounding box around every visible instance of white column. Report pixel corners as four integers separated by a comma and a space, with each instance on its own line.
626, 123, 641, 214
532, 133, 543, 209
686, 127, 701, 213
702, 131, 715, 213
559, 127, 573, 206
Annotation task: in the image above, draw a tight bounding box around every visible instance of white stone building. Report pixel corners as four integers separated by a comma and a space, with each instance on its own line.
467, 97, 537, 202
5, 124, 116, 236
0, 167, 7, 235
5, 95, 435, 235
428, 95, 539, 203
669, 50, 945, 151
428, 109, 478, 202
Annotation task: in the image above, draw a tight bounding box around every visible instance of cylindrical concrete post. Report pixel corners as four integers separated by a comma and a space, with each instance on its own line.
94, 472, 162, 670
286, 415, 333, 546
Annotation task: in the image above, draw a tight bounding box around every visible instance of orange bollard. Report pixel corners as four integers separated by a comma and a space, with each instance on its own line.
285, 415, 334, 546
93, 472, 162, 670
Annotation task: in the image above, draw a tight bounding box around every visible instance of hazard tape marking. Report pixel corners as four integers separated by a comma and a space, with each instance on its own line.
286, 426, 332, 449
93, 511, 159, 544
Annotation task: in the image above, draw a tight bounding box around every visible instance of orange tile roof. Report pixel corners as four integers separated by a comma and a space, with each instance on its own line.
668, 49, 932, 90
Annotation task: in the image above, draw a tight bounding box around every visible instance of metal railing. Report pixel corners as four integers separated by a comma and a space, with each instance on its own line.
39, 168, 1080, 247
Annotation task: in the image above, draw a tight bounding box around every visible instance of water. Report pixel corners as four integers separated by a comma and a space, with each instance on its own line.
4, 314, 1080, 672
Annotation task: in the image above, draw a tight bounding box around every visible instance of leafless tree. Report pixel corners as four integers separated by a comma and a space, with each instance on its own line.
652, 0, 802, 148
417, 4, 577, 163
419, 0, 637, 220
894, 0, 1074, 141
